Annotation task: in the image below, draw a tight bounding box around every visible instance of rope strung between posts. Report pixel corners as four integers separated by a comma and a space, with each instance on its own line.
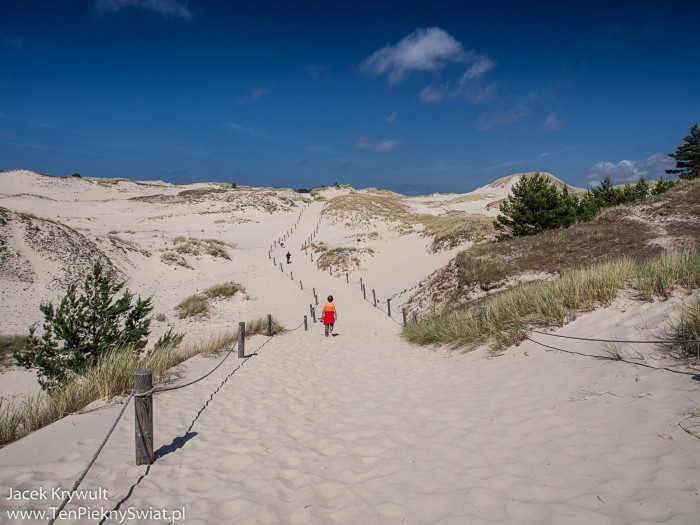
47, 393, 134, 525
134, 341, 239, 397
48, 314, 307, 524
526, 336, 699, 375
285, 319, 307, 332
528, 328, 700, 345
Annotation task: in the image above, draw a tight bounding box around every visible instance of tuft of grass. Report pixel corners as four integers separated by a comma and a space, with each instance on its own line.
176, 280, 248, 320
177, 294, 209, 319
317, 247, 374, 274
203, 281, 247, 299
244, 316, 287, 336
154, 313, 167, 322
0, 335, 26, 372
171, 237, 234, 260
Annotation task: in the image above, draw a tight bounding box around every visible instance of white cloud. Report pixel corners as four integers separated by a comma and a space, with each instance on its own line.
360, 27, 466, 84
588, 153, 674, 185
460, 56, 496, 81
361, 27, 498, 105
386, 111, 398, 123
95, 0, 192, 20
543, 112, 564, 131
354, 137, 398, 152
476, 106, 530, 130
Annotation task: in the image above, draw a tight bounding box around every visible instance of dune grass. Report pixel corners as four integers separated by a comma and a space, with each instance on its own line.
171, 236, 235, 260
0, 331, 238, 447
399, 213, 496, 251
177, 294, 209, 319
177, 281, 249, 319
403, 251, 700, 353
323, 193, 409, 222
244, 316, 287, 336
0, 336, 25, 372
317, 247, 375, 274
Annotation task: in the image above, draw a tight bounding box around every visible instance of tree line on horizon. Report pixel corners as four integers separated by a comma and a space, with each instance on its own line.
495, 122, 699, 239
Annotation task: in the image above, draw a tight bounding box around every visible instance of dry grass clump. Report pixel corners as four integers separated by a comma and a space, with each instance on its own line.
244, 316, 287, 336
0, 332, 238, 447
403, 251, 700, 353
203, 281, 247, 299
172, 236, 234, 260
449, 193, 497, 203
177, 281, 249, 319
177, 187, 228, 198
161, 237, 235, 266
317, 247, 375, 274
323, 193, 409, 222
303, 241, 330, 253
399, 213, 496, 251
177, 294, 209, 319
160, 251, 192, 269
0, 335, 25, 372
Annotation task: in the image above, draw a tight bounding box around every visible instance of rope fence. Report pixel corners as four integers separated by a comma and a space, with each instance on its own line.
44, 309, 318, 523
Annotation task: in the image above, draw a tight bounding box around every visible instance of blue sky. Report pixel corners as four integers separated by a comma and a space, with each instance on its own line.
1, 1, 699, 194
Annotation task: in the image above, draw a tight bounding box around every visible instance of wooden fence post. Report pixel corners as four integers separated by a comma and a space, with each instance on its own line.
346, 273, 349, 283
402, 308, 407, 326
387, 298, 392, 317
291, 271, 293, 280
238, 322, 245, 358
134, 369, 154, 466
300, 280, 303, 290
267, 314, 272, 337
310, 304, 316, 323
304, 315, 308, 331
372, 289, 377, 307
362, 284, 366, 300
273, 257, 276, 265
360, 277, 363, 290
280, 263, 283, 272
480, 304, 487, 321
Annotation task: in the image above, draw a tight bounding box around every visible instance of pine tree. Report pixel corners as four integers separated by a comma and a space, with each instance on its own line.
15, 261, 155, 390
667, 122, 700, 180
494, 172, 573, 238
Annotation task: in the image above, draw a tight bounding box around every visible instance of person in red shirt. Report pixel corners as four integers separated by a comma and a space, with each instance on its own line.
323, 295, 337, 337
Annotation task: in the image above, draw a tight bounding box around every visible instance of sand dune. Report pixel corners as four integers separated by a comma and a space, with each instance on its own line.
1, 170, 699, 524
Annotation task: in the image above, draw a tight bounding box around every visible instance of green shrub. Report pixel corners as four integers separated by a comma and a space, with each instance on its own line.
14, 261, 156, 391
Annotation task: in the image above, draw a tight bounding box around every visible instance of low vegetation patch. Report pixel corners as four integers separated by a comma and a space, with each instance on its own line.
0, 336, 25, 372
176, 294, 209, 319
161, 237, 235, 266
317, 247, 375, 274
0, 331, 237, 447
176, 281, 248, 319
172, 236, 234, 259
403, 250, 700, 354
323, 193, 409, 223
399, 213, 496, 251
245, 316, 287, 336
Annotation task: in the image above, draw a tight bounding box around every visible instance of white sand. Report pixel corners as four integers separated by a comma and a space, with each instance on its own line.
1, 170, 699, 524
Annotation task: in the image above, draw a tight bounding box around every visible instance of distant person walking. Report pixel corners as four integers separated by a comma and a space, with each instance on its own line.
286, 251, 291, 264
323, 295, 337, 337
